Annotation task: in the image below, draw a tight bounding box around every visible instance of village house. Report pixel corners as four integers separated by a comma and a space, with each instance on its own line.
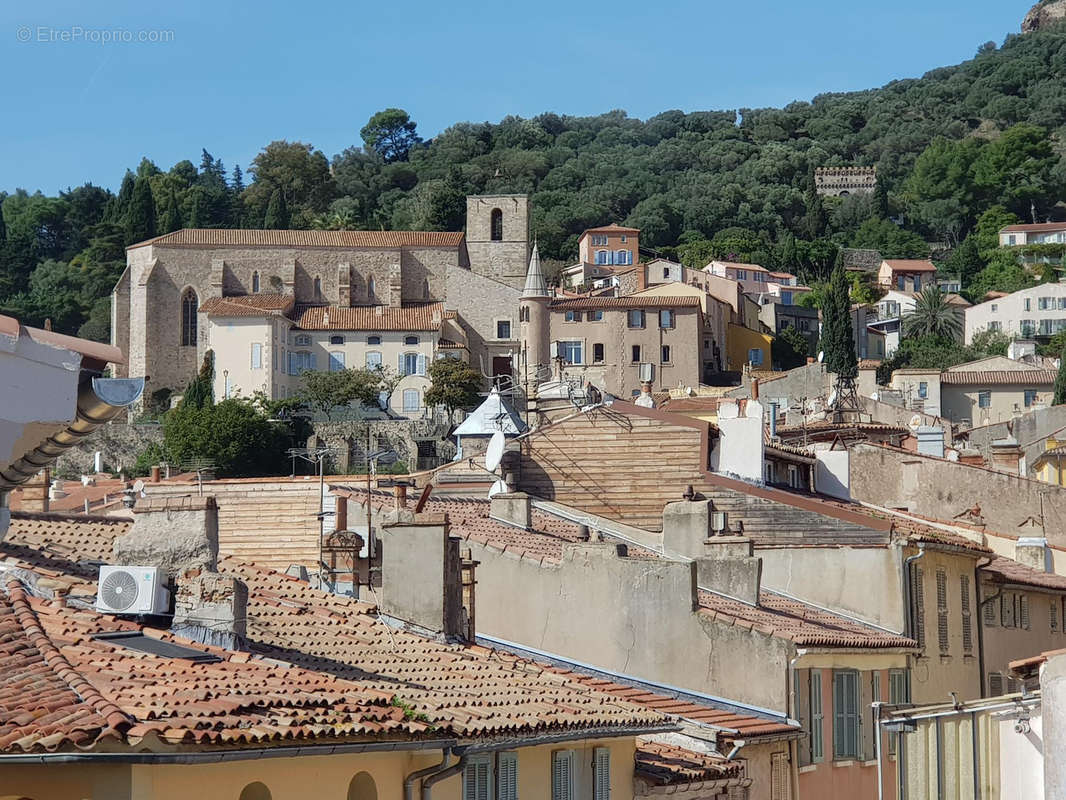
965, 281, 1066, 343
999, 221, 1066, 246
876, 259, 938, 291
560, 224, 642, 288
705, 261, 772, 295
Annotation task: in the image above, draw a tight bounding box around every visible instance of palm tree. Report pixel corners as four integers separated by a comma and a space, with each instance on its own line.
903, 286, 963, 340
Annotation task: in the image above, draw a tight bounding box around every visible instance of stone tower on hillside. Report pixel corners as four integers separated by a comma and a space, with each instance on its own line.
466, 195, 531, 290
518, 243, 551, 389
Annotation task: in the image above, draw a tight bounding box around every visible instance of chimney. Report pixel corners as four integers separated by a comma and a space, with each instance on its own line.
394, 483, 408, 511
335, 495, 348, 531
150, 465, 161, 483
916, 426, 945, 459
113, 496, 219, 579
379, 513, 465, 638
171, 569, 247, 650
20, 469, 50, 513
490, 492, 532, 530
1015, 537, 1052, 573
751, 377, 760, 401
697, 537, 763, 606
990, 437, 1024, 475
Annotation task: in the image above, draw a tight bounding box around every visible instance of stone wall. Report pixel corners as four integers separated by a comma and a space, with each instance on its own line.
445, 264, 521, 376
958, 404, 1066, 471
51, 421, 163, 478
465, 195, 530, 290
310, 416, 457, 473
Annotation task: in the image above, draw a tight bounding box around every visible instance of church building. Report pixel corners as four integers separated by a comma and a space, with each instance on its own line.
112, 195, 529, 413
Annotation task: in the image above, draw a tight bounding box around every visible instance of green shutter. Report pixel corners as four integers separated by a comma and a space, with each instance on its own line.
497, 752, 517, 800
552, 751, 573, 800
811, 669, 824, 762
593, 747, 610, 800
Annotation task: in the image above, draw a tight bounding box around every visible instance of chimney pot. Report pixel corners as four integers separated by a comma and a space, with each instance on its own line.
394, 483, 408, 510
150, 465, 161, 483
751, 378, 760, 401
335, 495, 348, 531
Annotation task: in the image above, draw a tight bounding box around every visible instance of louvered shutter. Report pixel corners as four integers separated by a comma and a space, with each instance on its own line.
551, 751, 573, 800
770, 752, 789, 800
810, 669, 824, 761
417, 353, 428, 376
912, 566, 926, 649
936, 569, 949, 654
1020, 595, 1031, 630
310, 351, 317, 370
593, 747, 610, 800
833, 672, 845, 758
983, 590, 997, 626
398, 352, 406, 375
497, 752, 517, 800
960, 575, 973, 654
463, 757, 492, 800
988, 672, 1004, 696
464, 762, 479, 800
1052, 598, 1059, 632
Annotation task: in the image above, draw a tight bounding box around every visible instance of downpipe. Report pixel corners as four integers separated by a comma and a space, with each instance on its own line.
404, 748, 452, 800
422, 752, 469, 800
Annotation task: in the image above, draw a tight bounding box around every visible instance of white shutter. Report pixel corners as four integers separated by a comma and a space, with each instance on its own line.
593, 747, 610, 800
417, 353, 428, 376
398, 352, 406, 375
497, 752, 518, 800
551, 751, 573, 800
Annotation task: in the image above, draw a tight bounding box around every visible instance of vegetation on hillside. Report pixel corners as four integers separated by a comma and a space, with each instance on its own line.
4, 22, 1066, 347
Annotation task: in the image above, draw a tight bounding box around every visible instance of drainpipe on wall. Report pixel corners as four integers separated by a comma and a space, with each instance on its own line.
974, 557, 994, 700
902, 544, 926, 641
404, 749, 452, 800
874, 701, 884, 800
787, 648, 807, 800
422, 752, 468, 800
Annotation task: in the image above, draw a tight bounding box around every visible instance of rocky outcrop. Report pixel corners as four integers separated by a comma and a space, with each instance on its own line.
1023, 0, 1066, 32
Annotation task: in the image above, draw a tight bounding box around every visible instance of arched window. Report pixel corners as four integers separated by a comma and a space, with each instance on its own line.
252, 271, 260, 293
367, 335, 381, 346
368, 277, 377, 300
490, 208, 503, 241
348, 772, 378, 800
181, 289, 198, 347
239, 783, 271, 800
313, 277, 322, 299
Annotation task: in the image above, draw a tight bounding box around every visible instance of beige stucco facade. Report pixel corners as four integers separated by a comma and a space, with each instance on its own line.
981, 581, 1066, 695
0, 738, 638, 800
965, 282, 1066, 342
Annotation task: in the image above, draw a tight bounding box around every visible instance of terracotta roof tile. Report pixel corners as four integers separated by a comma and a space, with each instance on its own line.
292, 303, 444, 332
549, 297, 701, 311
582, 224, 640, 235
199, 294, 295, 317
130, 229, 465, 250
1001, 223, 1066, 234
882, 259, 937, 273
940, 370, 1056, 385
698, 589, 917, 649
982, 557, 1066, 591
635, 740, 742, 785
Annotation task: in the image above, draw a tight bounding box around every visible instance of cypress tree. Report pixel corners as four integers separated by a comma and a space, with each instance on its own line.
873, 177, 890, 219
821, 263, 857, 380
160, 192, 183, 233
1055, 349, 1066, 406
125, 175, 157, 245
263, 189, 290, 229
231, 164, 245, 195
108, 170, 136, 224
803, 177, 828, 240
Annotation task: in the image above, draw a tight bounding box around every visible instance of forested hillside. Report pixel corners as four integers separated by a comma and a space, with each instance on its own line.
5, 21, 1066, 339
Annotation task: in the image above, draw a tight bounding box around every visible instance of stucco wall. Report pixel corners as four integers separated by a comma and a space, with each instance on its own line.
942, 384, 1053, 428
960, 404, 1066, 472
470, 539, 793, 713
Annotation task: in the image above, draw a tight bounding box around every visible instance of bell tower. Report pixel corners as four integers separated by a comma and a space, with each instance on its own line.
519, 244, 551, 389
466, 194, 530, 290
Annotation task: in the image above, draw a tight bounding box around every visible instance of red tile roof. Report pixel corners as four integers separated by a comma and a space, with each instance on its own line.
582, 224, 641, 235
199, 293, 295, 317
1001, 222, 1066, 233
0, 315, 125, 366
882, 259, 937, 273
635, 740, 742, 785
292, 302, 444, 331
713, 261, 770, 273
982, 556, 1066, 592
1009, 647, 1066, 676
940, 370, 1056, 385
129, 229, 465, 250
697, 589, 917, 649
549, 297, 701, 311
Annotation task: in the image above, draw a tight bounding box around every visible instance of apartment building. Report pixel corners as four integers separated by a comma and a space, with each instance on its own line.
1000, 221, 1066, 246
706, 260, 772, 294
877, 259, 937, 291
965, 282, 1066, 343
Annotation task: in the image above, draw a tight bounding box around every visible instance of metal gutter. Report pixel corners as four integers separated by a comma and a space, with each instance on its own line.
0, 738, 459, 765
0, 377, 144, 490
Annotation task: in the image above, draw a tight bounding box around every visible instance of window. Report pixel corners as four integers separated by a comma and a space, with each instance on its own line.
663, 266, 671, 279
496, 320, 512, 339
313, 277, 322, 298
368, 277, 376, 300
1025, 389, 1039, 408
295, 334, 311, 346
402, 389, 420, 413
593, 747, 610, 800
1009, 235, 1017, 245
978, 391, 992, 409
519, 307, 530, 323
631, 345, 641, 363
781, 291, 793, 305
918, 381, 928, 399
888, 669, 910, 755
810, 669, 824, 762
251, 342, 262, 369
329, 351, 346, 372
401, 352, 426, 376
1021, 320, 1035, 336
627, 310, 645, 328
1024, 297, 1031, 311
912, 565, 926, 650
936, 569, 949, 654
463, 755, 493, 800
490, 208, 503, 241
588, 310, 604, 322
914, 276, 921, 291
181, 289, 198, 346
961, 575, 973, 655
497, 752, 518, 800
367, 335, 381, 346
798, 318, 810, 332
366, 351, 382, 369
661, 345, 671, 363
614, 249, 630, 266
988, 672, 1005, 696
329, 335, 344, 345
991, 304, 999, 313
558, 341, 582, 365
593, 343, 605, 363
595, 250, 609, 265
620, 235, 627, 243
897, 275, 905, 290
983, 588, 998, 626
565, 311, 582, 323
252, 271, 260, 293
735, 269, 748, 281
833, 670, 861, 760
288, 351, 315, 375
988, 321, 1002, 332
348, 773, 377, 800
590, 234, 608, 246
552, 751, 574, 800
659, 309, 675, 329
404, 335, 420, 346
748, 348, 763, 366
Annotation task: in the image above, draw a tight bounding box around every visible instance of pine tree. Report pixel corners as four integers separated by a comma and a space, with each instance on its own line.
1055, 349, 1066, 406
125, 176, 157, 245
263, 189, 290, 229
160, 192, 183, 233
820, 263, 857, 379
108, 170, 136, 224
231, 164, 245, 195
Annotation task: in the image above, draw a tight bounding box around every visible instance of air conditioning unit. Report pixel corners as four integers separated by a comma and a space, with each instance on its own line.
96, 566, 170, 615
638, 363, 654, 382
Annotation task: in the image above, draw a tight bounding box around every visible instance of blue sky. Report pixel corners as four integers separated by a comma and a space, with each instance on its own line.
1, 0, 1028, 194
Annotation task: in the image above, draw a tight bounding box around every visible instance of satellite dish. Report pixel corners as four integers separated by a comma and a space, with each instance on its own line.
132, 479, 146, 494
485, 431, 506, 473
909, 414, 923, 431
871, 391, 880, 401
487, 479, 508, 498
